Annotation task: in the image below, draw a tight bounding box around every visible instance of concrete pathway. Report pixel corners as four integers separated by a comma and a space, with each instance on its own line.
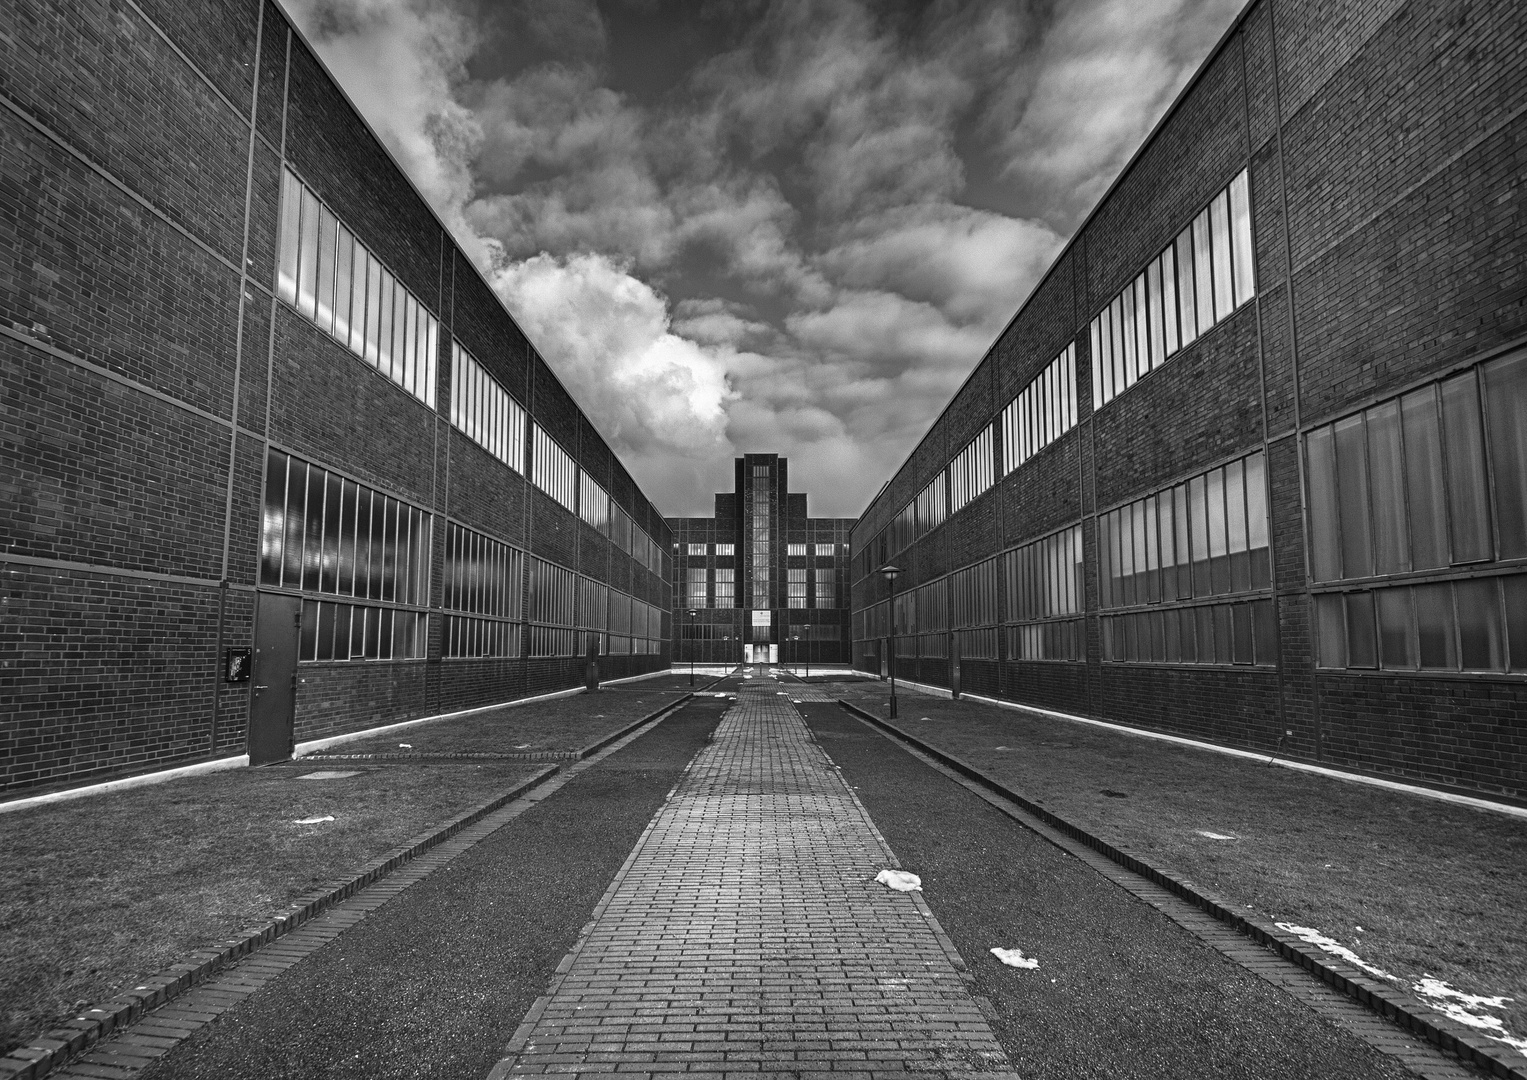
488, 679, 1017, 1079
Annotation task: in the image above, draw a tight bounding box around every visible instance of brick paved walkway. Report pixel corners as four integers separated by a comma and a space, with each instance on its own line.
488, 679, 1018, 1079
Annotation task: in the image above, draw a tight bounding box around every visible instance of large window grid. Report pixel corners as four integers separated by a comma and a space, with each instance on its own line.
528, 556, 576, 656
787, 568, 808, 608
579, 475, 610, 533
450, 342, 526, 473
1002, 345, 1077, 474
443, 522, 524, 658
813, 568, 837, 609
1104, 598, 1275, 666
950, 426, 994, 515
686, 568, 707, 608
1004, 525, 1084, 661
277, 169, 439, 409
949, 558, 998, 658
1090, 169, 1254, 411
714, 568, 736, 607
531, 425, 578, 515
1099, 450, 1269, 609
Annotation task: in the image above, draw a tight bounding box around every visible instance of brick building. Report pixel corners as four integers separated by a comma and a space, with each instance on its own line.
1, 0, 670, 794
667, 455, 852, 669
850, 0, 1527, 802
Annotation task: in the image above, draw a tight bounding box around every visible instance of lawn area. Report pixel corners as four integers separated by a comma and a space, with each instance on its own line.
828, 680, 1527, 1055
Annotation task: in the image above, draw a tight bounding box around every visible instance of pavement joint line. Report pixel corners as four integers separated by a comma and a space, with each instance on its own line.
1, 689, 716, 1080
835, 698, 1525, 1080
489, 678, 1020, 1079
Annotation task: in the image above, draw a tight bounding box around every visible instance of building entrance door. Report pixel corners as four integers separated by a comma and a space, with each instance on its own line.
249, 592, 300, 765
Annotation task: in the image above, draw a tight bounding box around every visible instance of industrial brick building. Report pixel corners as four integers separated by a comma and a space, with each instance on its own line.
1, 0, 670, 794
850, 0, 1527, 802
667, 455, 853, 669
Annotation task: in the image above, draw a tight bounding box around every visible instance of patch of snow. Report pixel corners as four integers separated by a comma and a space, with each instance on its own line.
296, 770, 361, 780
994, 746, 1008, 750
990, 947, 1039, 969
874, 869, 922, 892
293, 815, 334, 824
398, 743, 412, 749
1413, 978, 1527, 1052
514, 744, 531, 749
1195, 830, 1237, 840
1275, 923, 1395, 979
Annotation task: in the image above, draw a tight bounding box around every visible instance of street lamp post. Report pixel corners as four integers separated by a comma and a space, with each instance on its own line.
687, 608, 698, 686
790, 630, 800, 676
879, 565, 900, 719
802, 624, 811, 679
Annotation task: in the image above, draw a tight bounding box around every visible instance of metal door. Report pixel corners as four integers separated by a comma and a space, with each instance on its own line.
249, 593, 301, 765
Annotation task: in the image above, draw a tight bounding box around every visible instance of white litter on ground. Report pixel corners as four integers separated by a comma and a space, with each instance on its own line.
990, 947, 1040, 969
1412, 978, 1527, 1052
994, 746, 1009, 751
514, 744, 531, 749
874, 869, 922, 892
920, 717, 933, 722
1195, 830, 1237, 840
398, 743, 412, 749
1275, 923, 1394, 979
293, 815, 334, 824
296, 770, 361, 780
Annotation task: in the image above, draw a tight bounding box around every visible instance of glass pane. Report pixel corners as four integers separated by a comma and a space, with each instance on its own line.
348, 247, 369, 354
334, 605, 352, 660
1455, 577, 1503, 671
1441, 371, 1492, 562
1142, 496, 1159, 604
402, 295, 417, 398
1253, 599, 1277, 665
1206, 467, 1230, 594
1158, 490, 1178, 600
1506, 576, 1527, 672
1345, 592, 1377, 668
1363, 400, 1409, 575
1230, 169, 1256, 306
1164, 606, 1181, 662
1147, 259, 1165, 370
1089, 320, 1103, 412
1111, 297, 1126, 395
1180, 604, 1198, 663
316, 601, 335, 662
260, 450, 287, 587
1482, 350, 1527, 559
1226, 458, 1249, 593
1305, 427, 1340, 582
1211, 604, 1232, 663
1189, 474, 1210, 595
1245, 453, 1270, 589
1174, 484, 1192, 599
314, 207, 337, 333
1314, 593, 1346, 668
1121, 292, 1137, 389
321, 471, 341, 594
1376, 587, 1414, 670
1134, 276, 1150, 376
300, 600, 318, 661
1232, 602, 1254, 664
331, 227, 353, 345
1210, 189, 1234, 321
1414, 582, 1457, 670
377, 270, 396, 377
354, 491, 372, 600
297, 187, 320, 318
1160, 248, 1180, 357
301, 465, 324, 592
1400, 387, 1448, 569
1176, 229, 1197, 346
1193, 209, 1215, 332
1334, 415, 1373, 578
365, 257, 383, 363
391, 282, 408, 383
368, 493, 386, 600
277, 170, 302, 304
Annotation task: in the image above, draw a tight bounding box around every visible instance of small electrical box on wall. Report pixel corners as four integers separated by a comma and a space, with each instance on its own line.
225, 647, 252, 683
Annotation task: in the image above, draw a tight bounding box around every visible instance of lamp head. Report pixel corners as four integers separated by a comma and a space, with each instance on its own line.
878, 564, 901, 583
687, 608, 697, 617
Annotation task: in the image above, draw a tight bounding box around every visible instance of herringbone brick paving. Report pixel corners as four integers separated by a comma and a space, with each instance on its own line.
489, 677, 1017, 1079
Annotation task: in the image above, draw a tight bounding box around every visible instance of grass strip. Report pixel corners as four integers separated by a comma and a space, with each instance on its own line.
831, 686, 1526, 1074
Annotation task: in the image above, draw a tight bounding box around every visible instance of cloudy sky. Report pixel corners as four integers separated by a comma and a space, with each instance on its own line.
286, 0, 1244, 516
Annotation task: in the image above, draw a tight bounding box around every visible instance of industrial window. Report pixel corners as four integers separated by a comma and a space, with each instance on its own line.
277, 168, 438, 409
580, 475, 610, 533
443, 522, 523, 658
714, 568, 735, 607
1306, 348, 1527, 672
450, 341, 526, 473
949, 425, 994, 515
751, 565, 771, 609
815, 543, 835, 556
1004, 525, 1084, 662
813, 568, 836, 608
527, 556, 576, 656
1103, 599, 1275, 667
788, 544, 808, 556
788, 568, 808, 608
1099, 450, 1269, 608
610, 503, 633, 554
686, 568, 708, 608
261, 449, 431, 662
1002, 345, 1077, 475
1090, 169, 1254, 411
917, 476, 948, 536
752, 465, 771, 478
688, 543, 708, 555
531, 424, 578, 515
716, 544, 735, 556
948, 559, 998, 659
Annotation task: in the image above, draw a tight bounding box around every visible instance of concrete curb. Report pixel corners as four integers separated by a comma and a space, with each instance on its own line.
836, 698, 1527, 1080
0, 689, 716, 1080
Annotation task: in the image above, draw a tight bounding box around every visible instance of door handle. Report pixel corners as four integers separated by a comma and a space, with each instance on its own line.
253, 684, 269, 690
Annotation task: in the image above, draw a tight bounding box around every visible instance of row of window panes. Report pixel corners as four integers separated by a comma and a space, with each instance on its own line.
527, 557, 575, 627
277, 169, 439, 409
1002, 345, 1077, 474
783, 623, 841, 642
1100, 451, 1268, 608
446, 616, 521, 659
1090, 170, 1254, 411
444, 522, 523, 619
531, 425, 578, 515
1103, 599, 1275, 666
1009, 619, 1086, 662
1306, 349, 1526, 584
260, 449, 430, 606
950, 426, 995, 515
681, 623, 736, 640
580, 476, 611, 533
856, 601, 891, 641
300, 601, 428, 662
1315, 575, 1527, 673
450, 343, 525, 473
1005, 525, 1083, 621
949, 558, 999, 627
